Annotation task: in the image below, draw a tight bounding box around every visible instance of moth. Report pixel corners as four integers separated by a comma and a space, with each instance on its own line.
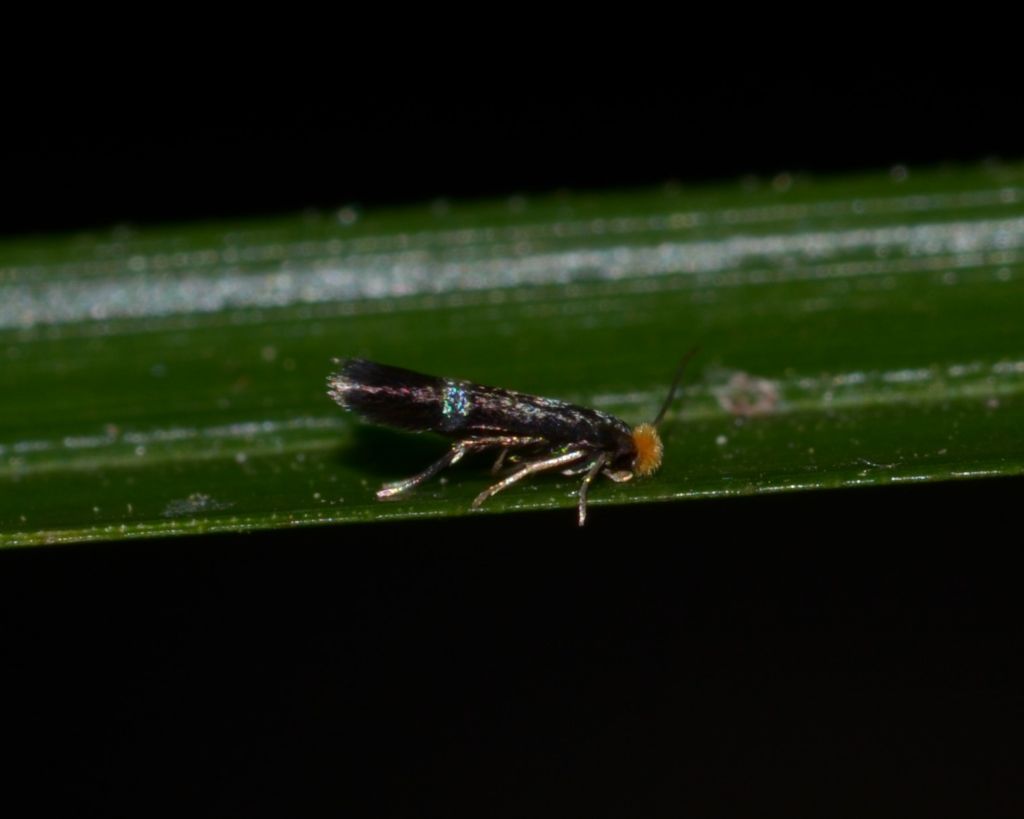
327, 352, 696, 525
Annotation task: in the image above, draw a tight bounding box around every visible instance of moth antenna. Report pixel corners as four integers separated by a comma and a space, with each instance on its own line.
651, 346, 700, 428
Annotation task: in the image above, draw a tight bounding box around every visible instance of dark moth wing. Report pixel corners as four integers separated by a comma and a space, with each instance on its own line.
328, 358, 633, 452
327, 359, 449, 432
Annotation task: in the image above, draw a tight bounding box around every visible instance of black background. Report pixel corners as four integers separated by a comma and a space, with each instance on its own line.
4, 75, 1024, 814
5, 77, 1020, 236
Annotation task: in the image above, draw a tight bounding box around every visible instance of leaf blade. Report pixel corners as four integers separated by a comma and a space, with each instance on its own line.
3, 165, 1024, 546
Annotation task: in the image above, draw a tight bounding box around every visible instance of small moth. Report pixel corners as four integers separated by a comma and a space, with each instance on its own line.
327, 352, 696, 525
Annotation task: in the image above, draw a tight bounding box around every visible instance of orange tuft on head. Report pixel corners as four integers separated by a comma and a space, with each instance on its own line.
631, 423, 664, 477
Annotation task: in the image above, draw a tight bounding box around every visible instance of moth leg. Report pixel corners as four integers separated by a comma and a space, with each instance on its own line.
602, 468, 634, 483
576, 453, 608, 527
377, 436, 544, 500
491, 435, 550, 473
473, 435, 545, 452
490, 448, 509, 475
377, 442, 471, 500
472, 449, 587, 509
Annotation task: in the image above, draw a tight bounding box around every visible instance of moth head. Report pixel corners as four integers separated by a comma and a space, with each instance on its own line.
630, 423, 663, 477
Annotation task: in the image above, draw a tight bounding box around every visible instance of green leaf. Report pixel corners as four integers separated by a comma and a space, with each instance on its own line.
3, 165, 1024, 547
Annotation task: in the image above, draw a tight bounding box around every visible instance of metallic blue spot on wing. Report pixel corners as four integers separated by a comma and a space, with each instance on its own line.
441, 381, 470, 430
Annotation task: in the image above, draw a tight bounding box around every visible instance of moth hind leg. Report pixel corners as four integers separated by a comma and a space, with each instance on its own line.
376, 436, 546, 500
376, 443, 468, 500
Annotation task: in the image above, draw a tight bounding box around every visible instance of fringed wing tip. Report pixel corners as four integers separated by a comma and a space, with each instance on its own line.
327, 358, 364, 408
326, 373, 352, 408
326, 358, 391, 409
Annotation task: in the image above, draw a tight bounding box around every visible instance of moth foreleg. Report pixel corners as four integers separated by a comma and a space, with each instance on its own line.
576, 453, 608, 527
